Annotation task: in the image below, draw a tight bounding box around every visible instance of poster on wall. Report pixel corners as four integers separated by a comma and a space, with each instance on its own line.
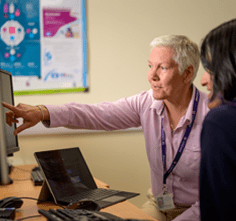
0, 0, 87, 95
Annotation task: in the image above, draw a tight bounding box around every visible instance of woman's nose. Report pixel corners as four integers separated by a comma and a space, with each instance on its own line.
201, 71, 209, 86
149, 70, 159, 81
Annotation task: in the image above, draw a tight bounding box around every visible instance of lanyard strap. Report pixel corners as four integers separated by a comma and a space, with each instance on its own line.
161, 88, 200, 185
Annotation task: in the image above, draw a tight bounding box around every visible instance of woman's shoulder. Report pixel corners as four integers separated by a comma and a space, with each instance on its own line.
204, 103, 236, 126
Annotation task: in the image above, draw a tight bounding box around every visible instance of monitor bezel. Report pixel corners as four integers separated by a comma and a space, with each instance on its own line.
0, 69, 19, 155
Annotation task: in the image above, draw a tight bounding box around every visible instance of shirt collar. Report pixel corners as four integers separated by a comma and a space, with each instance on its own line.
150, 96, 165, 116
184, 85, 197, 124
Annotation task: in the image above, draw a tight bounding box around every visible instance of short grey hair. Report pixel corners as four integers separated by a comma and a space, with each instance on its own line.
150, 35, 200, 82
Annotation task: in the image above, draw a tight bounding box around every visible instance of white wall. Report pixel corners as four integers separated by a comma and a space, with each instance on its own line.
11, 0, 236, 208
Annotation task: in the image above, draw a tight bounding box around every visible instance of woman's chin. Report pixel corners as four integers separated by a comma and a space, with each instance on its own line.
208, 97, 222, 109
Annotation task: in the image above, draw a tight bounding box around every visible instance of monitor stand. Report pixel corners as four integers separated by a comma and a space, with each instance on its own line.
0, 177, 13, 185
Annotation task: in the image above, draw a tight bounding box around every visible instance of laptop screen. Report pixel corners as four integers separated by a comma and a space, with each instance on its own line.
34, 147, 97, 200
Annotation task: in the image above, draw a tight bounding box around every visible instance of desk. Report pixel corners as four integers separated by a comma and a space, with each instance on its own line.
0, 165, 157, 220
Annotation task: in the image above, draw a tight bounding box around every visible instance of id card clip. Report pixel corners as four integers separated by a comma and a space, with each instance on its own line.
163, 184, 168, 195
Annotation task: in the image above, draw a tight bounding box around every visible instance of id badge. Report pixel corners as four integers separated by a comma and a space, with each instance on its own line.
156, 192, 175, 211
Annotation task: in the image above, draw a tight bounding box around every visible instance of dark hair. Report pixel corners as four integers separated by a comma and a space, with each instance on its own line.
200, 18, 236, 102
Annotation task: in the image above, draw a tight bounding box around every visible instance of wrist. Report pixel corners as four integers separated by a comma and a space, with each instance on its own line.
36, 105, 44, 120
36, 105, 49, 121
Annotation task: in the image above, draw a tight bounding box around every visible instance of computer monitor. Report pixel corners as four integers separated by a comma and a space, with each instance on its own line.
0, 69, 20, 185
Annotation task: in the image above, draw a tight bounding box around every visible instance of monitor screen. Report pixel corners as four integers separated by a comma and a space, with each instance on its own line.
0, 68, 20, 185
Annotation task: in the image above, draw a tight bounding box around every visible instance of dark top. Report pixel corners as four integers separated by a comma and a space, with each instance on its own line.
200, 99, 236, 221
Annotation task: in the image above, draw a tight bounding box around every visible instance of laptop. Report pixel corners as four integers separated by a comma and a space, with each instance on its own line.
34, 147, 139, 208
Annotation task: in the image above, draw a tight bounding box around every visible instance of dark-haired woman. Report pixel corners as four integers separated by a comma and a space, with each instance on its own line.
200, 18, 236, 221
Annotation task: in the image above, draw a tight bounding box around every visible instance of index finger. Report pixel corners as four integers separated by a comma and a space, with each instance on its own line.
2, 102, 17, 112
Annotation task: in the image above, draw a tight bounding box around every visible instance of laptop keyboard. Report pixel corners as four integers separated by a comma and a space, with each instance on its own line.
62, 188, 120, 203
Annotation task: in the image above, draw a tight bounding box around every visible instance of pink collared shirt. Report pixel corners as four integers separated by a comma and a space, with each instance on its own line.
45, 85, 209, 221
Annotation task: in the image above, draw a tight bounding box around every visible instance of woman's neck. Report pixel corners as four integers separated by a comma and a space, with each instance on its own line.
163, 86, 193, 131
164, 86, 193, 116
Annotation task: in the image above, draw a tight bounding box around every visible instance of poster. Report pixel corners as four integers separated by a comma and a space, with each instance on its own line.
0, 0, 87, 95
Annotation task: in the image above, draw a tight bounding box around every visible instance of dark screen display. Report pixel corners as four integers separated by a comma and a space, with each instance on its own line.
35, 147, 97, 200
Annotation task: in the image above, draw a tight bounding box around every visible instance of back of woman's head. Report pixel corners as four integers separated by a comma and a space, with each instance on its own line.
201, 18, 236, 102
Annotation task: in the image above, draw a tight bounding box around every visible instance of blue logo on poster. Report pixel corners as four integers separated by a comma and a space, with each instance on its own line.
44, 69, 73, 82
43, 49, 52, 66
46, 31, 51, 36
10, 56, 15, 61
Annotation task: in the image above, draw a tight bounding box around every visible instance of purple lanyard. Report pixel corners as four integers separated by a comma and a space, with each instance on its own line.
161, 88, 200, 185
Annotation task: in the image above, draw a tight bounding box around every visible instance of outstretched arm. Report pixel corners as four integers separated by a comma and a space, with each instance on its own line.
2, 102, 49, 135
